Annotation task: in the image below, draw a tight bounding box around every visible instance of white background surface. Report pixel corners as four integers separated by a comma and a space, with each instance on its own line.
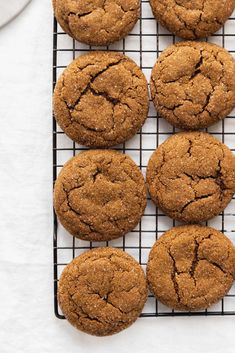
0, 0, 235, 352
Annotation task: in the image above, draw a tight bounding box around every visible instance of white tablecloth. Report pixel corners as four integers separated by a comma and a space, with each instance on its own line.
0, 1, 235, 352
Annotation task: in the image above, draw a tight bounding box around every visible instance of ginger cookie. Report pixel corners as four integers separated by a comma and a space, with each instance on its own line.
54, 150, 146, 241
58, 247, 148, 336
150, 0, 235, 39
150, 41, 235, 130
147, 225, 235, 311
146, 132, 235, 223
52, 0, 140, 46
53, 51, 149, 147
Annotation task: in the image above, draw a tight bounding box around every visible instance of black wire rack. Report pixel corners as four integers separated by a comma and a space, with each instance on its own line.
53, 1, 235, 318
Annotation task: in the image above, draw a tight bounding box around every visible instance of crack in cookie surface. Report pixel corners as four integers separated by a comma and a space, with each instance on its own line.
54, 149, 147, 241
146, 131, 235, 223
150, 41, 235, 130
53, 52, 149, 147
150, 0, 235, 39
147, 225, 235, 311
58, 247, 147, 336
53, 0, 140, 45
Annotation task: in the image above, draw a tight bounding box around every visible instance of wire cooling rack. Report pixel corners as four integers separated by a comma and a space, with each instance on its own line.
53, 1, 235, 318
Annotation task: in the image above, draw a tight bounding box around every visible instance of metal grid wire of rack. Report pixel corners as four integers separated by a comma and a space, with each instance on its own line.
53, 1, 235, 318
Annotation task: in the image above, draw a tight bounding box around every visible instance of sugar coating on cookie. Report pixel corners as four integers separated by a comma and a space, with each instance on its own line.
58, 247, 148, 336
146, 132, 235, 223
54, 150, 147, 241
53, 51, 149, 147
147, 225, 235, 311
150, 41, 235, 130
150, 0, 235, 39
52, 0, 140, 46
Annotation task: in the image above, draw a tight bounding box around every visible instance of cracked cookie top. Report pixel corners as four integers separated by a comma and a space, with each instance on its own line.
146, 132, 235, 223
53, 51, 149, 147
58, 247, 147, 336
147, 225, 235, 311
150, 41, 235, 130
54, 149, 147, 241
150, 0, 235, 39
52, 0, 140, 45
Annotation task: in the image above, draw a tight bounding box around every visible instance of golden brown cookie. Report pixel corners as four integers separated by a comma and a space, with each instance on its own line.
150, 41, 235, 130
146, 132, 235, 223
150, 0, 235, 39
52, 0, 140, 46
54, 150, 147, 241
147, 225, 235, 311
58, 247, 148, 336
53, 51, 149, 147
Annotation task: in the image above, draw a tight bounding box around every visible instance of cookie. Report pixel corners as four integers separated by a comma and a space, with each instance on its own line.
147, 225, 235, 311
53, 51, 149, 147
52, 0, 140, 46
58, 247, 147, 336
54, 150, 146, 241
146, 132, 235, 223
150, 0, 235, 39
150, 41, 235, 130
